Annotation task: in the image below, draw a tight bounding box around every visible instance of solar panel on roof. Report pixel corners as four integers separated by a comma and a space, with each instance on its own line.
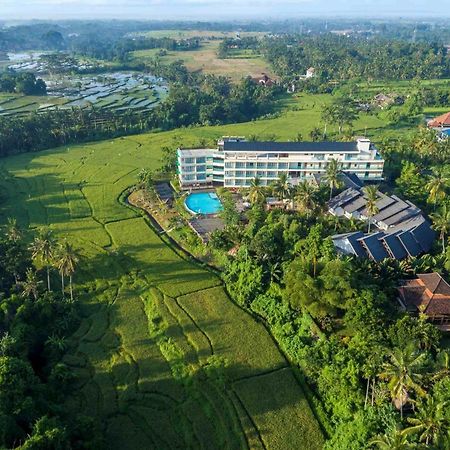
398, 231, 422, 257
382, 233, 408, 260
359, 233, 390, 262
223, 141, 359, 153
411, 221, 435, 252
346, 232, 367, 258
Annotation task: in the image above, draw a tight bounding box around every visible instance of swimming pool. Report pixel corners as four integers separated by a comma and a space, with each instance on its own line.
185, 192, 223, 215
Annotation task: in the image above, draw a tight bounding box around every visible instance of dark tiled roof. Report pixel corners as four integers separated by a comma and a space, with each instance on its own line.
398, 274, 450, 317
411, 221, 435, 253
346, 231, 367, 258
223, 141, 359, 153
359, 232, 390, 262
397, 230, 422, 257
381, 232, 408, 260
328, 187, 360, 209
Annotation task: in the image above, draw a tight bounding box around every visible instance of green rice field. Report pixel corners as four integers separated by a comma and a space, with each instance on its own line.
0, 126, 326, 449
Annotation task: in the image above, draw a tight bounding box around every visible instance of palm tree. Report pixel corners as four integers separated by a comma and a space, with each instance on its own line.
19, 268, 42, 301
379, 345, 427, 419
426, 167, 448, 209
294, 180, 318, 218
29, 229, 56, 291
55, 240, 79, 301
324, 159, 341, 201
364, 185, 379, 233
248, 177, 266, 205
370, 427, 412, 450
430, 204, 450, 253
404, 397, 449, 446
273, 173, 291, 201
5, 217, 22, 243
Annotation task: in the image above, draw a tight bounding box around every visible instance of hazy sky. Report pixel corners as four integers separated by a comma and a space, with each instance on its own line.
2, 0, 448, 20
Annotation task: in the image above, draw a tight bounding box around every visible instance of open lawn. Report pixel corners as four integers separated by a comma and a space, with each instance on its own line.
0, 125, 328, 448
132, 40, 273, 81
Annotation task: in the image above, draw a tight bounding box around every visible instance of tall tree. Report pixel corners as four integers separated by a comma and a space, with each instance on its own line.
379, 345, 427, 419
430, 204, 450, 253
273, 173, 291, 201
19, 268, 41, 301
324, 158, 341, 201
363, 185, 380, 233
404, 397, 449, 446
248, 177, 266, 205
294, 180, 318, 218
425, 167, 448, 209
55, 241, 79, 301
322, 97, 358, 134
29, 229, 56, 291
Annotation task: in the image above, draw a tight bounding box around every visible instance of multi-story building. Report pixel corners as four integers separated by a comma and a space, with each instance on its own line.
177, 137, 384, 188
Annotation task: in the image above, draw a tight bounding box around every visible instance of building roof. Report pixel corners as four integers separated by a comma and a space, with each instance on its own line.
398, 273, 450, 318
381, 232, 408, 260
222, 141, 359, 153
358, 232, 390, 262
428, 111, 450, 128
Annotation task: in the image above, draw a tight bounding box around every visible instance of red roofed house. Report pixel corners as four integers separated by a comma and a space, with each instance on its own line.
427, 111, 450, 130
397, 273, 450, 331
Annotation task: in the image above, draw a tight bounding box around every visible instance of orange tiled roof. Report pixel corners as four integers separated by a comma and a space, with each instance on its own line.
398, 273, 450, 317
428, 111, 450, 128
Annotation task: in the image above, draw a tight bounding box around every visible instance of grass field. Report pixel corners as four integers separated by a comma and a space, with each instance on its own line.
132, 40, 273, 80
0, 121, 329, 448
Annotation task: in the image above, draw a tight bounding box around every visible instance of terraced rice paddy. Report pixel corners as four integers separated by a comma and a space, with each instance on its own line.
0, 72, 168, 117
0, 131, 324, 449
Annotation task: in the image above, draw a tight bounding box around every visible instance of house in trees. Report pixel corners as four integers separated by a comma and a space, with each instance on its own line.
397, 273, 450, 331
427, 111, 450, 138
330, 183, 435, 261
250, 73, 275, 87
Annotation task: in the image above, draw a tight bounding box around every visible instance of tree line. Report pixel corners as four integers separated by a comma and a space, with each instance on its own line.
261, 35, 450, 84
0, 220, 101, 448
0, 71, 278, 158
0, 71, 47, 96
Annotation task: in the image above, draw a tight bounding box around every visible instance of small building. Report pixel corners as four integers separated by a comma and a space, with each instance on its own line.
373, 93, 403, 109
251, 73, 275, 87
306, 67, 316, 78
428, 112, 450, 138
397, 273, 450, 331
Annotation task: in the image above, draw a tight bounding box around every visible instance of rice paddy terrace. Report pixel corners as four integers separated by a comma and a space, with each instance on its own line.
0, 131, 324, 449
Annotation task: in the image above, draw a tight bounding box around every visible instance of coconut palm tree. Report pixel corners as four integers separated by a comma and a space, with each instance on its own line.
364, 185, 380, 233
426, 167, 448, 210
248, 177, 266, 205
430, 204, 450, 253
29, 229, 56, 291
19, 268, 42, 301
370, 427, 412, 450
5, 217, 22, 243
379, 345, 427, 419
324, 159, 341, 201
273, 173, 291, 201
55, 240, 79, 301
404, 397, 449, 446
294, 180, 317, 218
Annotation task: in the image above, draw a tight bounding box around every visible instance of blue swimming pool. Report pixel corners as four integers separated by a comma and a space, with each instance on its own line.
185, 192, 223, 215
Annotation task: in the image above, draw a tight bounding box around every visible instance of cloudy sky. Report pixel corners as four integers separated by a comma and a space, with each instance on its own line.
1, 0, 447, 20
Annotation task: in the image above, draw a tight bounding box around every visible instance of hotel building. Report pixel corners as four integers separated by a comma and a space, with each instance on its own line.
177, 137, 384, 188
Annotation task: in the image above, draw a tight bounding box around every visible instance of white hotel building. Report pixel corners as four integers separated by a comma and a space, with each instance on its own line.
177, 137, 384, 188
